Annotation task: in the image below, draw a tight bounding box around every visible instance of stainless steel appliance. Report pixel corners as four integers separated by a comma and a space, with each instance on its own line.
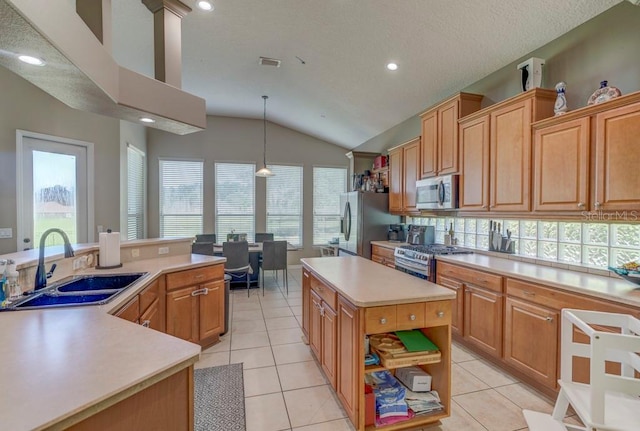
416, 174, 459, 210
387, 224, 407, 242
394, 244, 472, 281
407, 225, 435, 245
339, 191, 400, 259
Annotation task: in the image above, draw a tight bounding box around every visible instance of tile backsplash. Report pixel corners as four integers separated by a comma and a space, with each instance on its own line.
410, 217, 640, 270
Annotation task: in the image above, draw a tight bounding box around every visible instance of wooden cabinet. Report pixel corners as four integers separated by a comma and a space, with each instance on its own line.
594, 101, 640, 211
388, 146, 403, 212
388, 137, 420, 214
321, 304, 337, 388
464, 284, 503, 358
371, 244, 395, 268
309, 289, 323, 360
533, 117, 590, 212
302, 269, 311, 339
459, 115, 490, 211
166, 264, 225, 348
115, 279, 166, 332
419, 93, 483, 178
308, 275, 338, 389
116, 295, 140, 323
436, 273, 464, 336
336, 296, 359, 426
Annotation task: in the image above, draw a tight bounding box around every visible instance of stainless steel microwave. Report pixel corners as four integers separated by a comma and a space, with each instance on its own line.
416, 174, 459, 210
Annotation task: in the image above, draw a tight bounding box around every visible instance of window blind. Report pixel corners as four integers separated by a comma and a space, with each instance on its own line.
127, 145, 145, 240
159, 159, 203, 237
215, 162, 255, 242
313, 167, 347, 245
266, 165, 303, 246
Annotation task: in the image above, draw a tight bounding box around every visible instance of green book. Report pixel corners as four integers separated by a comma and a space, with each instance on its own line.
395, 330, 439, 353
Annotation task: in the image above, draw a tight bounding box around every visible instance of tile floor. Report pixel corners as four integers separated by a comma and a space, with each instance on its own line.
198, 265, 577, 431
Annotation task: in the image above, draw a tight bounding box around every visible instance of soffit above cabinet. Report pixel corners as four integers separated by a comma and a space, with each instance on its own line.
0, 0, 206, 135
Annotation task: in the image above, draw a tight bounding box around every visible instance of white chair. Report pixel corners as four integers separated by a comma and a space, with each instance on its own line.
523, 308, 640, 431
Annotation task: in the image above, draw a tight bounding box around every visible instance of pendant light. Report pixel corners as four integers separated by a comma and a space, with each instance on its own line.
255, 95, 275, 177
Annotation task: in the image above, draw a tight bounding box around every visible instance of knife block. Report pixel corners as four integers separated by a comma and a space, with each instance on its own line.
489, 232, 515, 254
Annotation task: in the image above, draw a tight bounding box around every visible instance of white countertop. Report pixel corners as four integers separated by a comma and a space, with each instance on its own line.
0, 253, 226, 431
301, 256, 455, 307
437, 254, 640, 308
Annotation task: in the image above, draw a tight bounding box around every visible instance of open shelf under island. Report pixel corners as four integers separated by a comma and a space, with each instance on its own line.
300, 256, 456, 431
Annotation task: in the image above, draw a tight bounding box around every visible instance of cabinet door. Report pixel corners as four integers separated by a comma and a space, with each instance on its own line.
533, 117, 590, 212
438, 100, 459, 175
420, 110, 438, 178
490, 99, 532, 211
459, 115, 490, 211
115, 295, 140, 323
464, 284, 502, 357
199, 280, 224, 342
321, 304, 337, 389
302, 270, 311, 340
166, 286, 198, 343
337, 297, 359, 427
594, 102, 640, 211
403, 139, 420, 211
504, 297, 558, 389
436, 274, 464, 336
388, 148, 403, 212
309, 289, 323, 360
139, 298, 162, 332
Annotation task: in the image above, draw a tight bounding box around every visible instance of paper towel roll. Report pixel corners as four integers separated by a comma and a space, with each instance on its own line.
99, 231, 121, 268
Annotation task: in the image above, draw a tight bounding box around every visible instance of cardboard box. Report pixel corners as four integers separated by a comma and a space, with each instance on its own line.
395, 366, 432, 392
374, 155, 387, 169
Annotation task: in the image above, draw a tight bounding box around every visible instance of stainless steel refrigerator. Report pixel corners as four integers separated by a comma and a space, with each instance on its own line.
339, 191, 400, 259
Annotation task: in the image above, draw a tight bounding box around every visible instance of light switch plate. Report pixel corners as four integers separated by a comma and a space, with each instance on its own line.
0, 228, 13, 239
158, 246, 169, 255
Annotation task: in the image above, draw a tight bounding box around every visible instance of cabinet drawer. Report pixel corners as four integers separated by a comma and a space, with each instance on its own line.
424, 300, 452, 327
310, 275, 337, 311
166, 265, 224, 291
139, 279, 160, 313
396, 303, 425, 330
365, 305, 397, 334
372, 245, 395, 260
438, 262, 502, 292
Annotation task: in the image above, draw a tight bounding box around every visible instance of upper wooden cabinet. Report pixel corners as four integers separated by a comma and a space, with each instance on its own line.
388, 137, 420, 214
459, 88, 556, 212
420, 93, 483, 178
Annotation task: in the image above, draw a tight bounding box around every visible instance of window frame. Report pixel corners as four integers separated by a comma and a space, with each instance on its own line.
214, 161, 256, 242
312, 165, 348, 246
159, 157, 204, 238
266, 163, 303, 247
126, 143, 146, 240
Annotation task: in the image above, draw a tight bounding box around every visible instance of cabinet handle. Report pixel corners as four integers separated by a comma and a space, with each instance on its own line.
303, 273, 309, 278
595, 201, 602, 209
410, 314, 416, 321
437, 311, 445, 318
475, 278, 488, 284
577, 202, 585, 208
523, 290, 535, 296
141, 320, 151, 328
490, 204, 495, 208
546, 316, 554, 322
320, 306, 325, 317
194, 274, 205, 280
191, 288, 208, 296
380, 318, 387, 325
481, 205, 487, 209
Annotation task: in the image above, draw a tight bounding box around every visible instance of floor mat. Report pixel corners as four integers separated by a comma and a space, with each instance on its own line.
194, 363, 246, 431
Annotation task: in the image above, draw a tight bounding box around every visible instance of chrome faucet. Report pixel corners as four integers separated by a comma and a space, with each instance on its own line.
34, 228, 75, 291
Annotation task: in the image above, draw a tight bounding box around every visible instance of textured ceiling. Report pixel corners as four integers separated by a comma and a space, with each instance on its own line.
111, 0, 621, 148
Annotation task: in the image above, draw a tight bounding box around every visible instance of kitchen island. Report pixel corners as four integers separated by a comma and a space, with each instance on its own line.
300, 256, 455, 431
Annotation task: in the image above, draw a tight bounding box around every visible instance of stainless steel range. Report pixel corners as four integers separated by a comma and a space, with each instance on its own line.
394, 244, 472, 281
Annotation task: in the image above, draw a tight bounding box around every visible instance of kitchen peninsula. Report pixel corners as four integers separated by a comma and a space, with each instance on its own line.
300, 256, 455, 430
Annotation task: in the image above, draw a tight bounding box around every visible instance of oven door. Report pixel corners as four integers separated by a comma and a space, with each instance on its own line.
416, 175, 459, 210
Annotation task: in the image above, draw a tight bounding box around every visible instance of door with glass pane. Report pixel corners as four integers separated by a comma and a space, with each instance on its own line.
18, 132, 91, 251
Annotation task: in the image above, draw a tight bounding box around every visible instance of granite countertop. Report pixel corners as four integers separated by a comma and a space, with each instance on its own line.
437, 254, 640, 308
0, 252, 226, 431
301, 256, 455, 307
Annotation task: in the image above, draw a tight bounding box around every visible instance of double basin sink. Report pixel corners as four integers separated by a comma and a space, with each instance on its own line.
6, 273, 148, 310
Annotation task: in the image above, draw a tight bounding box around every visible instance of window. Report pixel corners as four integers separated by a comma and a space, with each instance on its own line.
159, 159, 203, 237
215, 163, 255, 242
127, 145, 145, 240
313, 167, 347, 245
266, 165, 303, 246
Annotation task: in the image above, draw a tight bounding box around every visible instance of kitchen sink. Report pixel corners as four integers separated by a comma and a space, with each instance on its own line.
6, 272, 148, 310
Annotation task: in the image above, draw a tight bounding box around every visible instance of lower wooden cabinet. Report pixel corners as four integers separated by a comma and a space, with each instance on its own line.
199, 281, 224, 341
115, 279, 165, 332
309, 289, 323, 360
464, 284, 503, 358
436, 274, 463, 336
166, 286, 198, 343
371, 244, 396, 268
321, 304, 337, 388
302, 270, 311, 339
504, 297, 558, 389
336, 297, 359, 425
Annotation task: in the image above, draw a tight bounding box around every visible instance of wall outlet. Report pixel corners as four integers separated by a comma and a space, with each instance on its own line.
97, 225, 104, 233
0, 228, 13, 239
158, 246, 169, 255
131, 248, 140, 258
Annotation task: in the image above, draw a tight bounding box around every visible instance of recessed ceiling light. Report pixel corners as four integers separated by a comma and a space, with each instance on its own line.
197, 1, 214, 11
18, 55, 45, 66
386, 63, 398, 71
139, 117, 155, 123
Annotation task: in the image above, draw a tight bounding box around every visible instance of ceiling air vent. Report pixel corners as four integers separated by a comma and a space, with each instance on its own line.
259, 57, 282, 67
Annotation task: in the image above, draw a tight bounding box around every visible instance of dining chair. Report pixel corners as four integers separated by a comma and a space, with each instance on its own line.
222, 241, 253, 297
195, 234, 216, 244
261, 240, 288, 295
191, 242, 214, 255
254, 233, 274, 243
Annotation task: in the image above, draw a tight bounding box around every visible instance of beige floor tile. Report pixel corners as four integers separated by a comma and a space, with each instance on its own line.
269, 327, 305, 346
454, 389, 527, 431
230, 346, 275, 369
292, 418, 355, 430
244, 366, 282, 397
231, 331, 271, 350
194, 352, 230, 369
233, 309, 265, 321
278, 360, 327, 391
495, 383, 554, 415
451, 363, 490, 396
260, 298, 291, 308
232, 292, 261, 302
287, 297, 303, 306
286, 291, 302, 299
266, 316, 300, 331
232, 318, 267, 334
451, 343, 479, 363
283, 385, 346, 428
272, 342, 314, 365
245, 392, 291, 431
201, 335, 230, 353
290, 305, 303, 317
459, 359, 518, 387
263, 306, 295, 318
423, 399, 486, 431
233, 300, 263, 311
